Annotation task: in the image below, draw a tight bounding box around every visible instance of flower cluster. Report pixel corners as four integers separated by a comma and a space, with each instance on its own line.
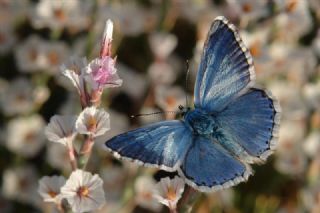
38, 19, 121, 213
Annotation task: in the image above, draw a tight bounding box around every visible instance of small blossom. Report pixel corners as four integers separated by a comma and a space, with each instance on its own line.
75, 106, 110, 138
2, 166, 40, 206
60, 169, 105, 213
153, 176, 185, 211
42, 41, 70, 74
38, 176, 66, 204
0, 78, 49, 116
45, 115, 77, 147
86, 56, 122, 90
275, 149, 307, 176
86, 19, 122, 90
135, 176, 162, 212
149, 32, 177, 60
15, 36, 45, 72
303, 131, 320, 157
5, 114, 46, 158
30, 0, 93, 31
60, 56, 88, 98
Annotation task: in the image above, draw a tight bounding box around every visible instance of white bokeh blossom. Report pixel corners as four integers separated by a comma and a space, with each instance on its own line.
135, 176, 162, 212
5, 114, 46, 158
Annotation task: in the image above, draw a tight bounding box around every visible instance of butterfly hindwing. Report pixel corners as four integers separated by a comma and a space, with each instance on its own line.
194, 16, 255, 113
179, 136, 252, 192
215, 88, 280, 162
104, 120, 193, 171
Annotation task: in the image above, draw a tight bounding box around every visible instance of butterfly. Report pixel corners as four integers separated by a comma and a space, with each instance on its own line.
104, 16, 280, 192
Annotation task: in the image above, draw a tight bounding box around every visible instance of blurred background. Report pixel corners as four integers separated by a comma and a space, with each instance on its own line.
0, 0, 320, 212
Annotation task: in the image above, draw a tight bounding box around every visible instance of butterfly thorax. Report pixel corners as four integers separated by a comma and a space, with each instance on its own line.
184, 108, 216, 135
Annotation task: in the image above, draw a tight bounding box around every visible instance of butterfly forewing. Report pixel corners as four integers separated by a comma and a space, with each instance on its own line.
194, 16, 255, 113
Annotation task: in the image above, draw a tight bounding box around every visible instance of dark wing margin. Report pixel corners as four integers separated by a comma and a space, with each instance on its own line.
104, 120, 193, 171
194, 16, 255, 113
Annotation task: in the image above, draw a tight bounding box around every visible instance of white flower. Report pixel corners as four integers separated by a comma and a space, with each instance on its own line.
2, 166, 40, 206
60, 170, 105, 213
60, 56, 87, 96
273, 0, 312, 43
85, 57, 122, 90
135, 176, 162, 212
275, 149, 307, 176
38, 176, 66, 203
303, 80, 320, 110
303, 131, 320, 157
42, 41, 70, 74
153, 176, 185, 210
0, 78, 46, 116
75, 106, 110, 137
149, 32, 177, 60
30, 0, 93, 31
15, 36, 47, 72
226, 0, 269, 23
45, 115, 77, 147
5, 114, 46, 158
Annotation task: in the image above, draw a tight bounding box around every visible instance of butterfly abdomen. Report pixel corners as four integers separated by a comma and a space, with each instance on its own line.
184, 108, 216, 135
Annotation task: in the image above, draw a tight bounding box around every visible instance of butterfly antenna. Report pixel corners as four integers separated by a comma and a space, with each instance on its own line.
130, 111, 178, 118
185, 60, 190, 107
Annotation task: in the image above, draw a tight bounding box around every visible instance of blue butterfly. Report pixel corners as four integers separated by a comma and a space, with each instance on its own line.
104, 16, 280, 192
